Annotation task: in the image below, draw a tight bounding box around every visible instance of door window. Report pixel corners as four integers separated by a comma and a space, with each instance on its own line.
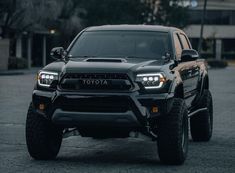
180, 34, 191, 49
173, 33, 183, 59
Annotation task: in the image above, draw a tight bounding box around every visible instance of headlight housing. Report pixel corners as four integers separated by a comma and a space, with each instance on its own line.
136, 73, 166, 89
37, 71, 58, 87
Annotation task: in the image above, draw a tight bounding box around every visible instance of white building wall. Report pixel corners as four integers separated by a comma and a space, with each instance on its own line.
184, 25, 235, 39
183, 0, 235, 59
192, 0, 235, 10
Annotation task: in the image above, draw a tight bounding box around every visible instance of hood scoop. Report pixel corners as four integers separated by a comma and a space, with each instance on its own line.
84, 58, 126, 63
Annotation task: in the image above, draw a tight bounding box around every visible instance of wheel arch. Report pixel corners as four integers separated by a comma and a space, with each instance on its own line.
174, 83, 184, 99
199, 74, 209, 95
203, 75, 209, 90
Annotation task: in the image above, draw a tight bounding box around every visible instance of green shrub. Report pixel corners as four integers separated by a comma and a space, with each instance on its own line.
8, 57, 27, 69
206, 59, 228, 68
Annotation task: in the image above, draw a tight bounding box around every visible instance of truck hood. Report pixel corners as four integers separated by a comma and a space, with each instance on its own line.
62, 58, 164, 75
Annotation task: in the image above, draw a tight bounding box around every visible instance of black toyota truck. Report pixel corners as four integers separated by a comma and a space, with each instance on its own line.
26, 25, 213, 165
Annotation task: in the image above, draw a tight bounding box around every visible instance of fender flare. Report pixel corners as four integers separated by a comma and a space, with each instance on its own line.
169, 77, 184, 99
199, 72, 209, 96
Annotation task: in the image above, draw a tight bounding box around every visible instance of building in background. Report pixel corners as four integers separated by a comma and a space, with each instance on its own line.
1, 0, 235, 71
0, 0, 81, 70
14, 29, 61, 68
184, 0, 235, 60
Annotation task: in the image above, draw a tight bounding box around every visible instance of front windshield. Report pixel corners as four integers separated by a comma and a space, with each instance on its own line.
69, 31, 172, 59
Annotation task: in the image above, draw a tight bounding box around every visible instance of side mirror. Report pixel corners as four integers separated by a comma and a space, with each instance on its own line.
181, 49, 199, 62
50, 47, 66, 60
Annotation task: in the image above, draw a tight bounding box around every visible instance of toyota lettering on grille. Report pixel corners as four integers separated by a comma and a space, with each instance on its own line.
82, 79, 108, 86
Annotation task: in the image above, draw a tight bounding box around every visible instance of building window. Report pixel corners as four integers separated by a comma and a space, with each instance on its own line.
222, 39, 235, 60
189, 10, 235, 25
190, 38, 215, 59
201, 39, 215, 54
190, 38, 199, 50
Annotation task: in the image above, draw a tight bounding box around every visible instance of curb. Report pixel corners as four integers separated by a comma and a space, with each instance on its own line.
0, 68, 40, 76
0, 72, 24, 76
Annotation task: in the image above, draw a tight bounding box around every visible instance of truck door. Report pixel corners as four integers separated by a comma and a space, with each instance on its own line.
178, 33, 200, 107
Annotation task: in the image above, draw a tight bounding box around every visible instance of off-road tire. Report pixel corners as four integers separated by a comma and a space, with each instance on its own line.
157, 98, 188, 165
190, 90, 213, 141
26, 103, 62, 160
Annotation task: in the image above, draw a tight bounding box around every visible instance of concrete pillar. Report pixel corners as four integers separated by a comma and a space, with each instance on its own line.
16, 36, 22, 58
42, 35, 46, 66
215, 39, 222, 60
0, 39, 10, 70
27, 37, 32, 69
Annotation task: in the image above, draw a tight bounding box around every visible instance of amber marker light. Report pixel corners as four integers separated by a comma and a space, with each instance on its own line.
39, 104, 45, 110
159, 76, 166, 83
152, 106, 159, 113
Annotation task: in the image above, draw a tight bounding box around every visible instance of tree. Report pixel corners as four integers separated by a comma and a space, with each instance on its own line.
0, 0, 74, 38
79, 0, 150, 26
0, 0, 189, 39
54, 0, 84, 44
0, 0, 21, 38
143, 0, 189, 28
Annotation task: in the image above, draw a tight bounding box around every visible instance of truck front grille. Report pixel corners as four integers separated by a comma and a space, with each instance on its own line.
57, 96, 131, 113
60, 73, 133, 91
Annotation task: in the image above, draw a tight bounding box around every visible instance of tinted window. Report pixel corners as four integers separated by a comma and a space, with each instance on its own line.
180, 34, 190, 49
189, 10, 235, 25
173, 33, 182, 59
69, 31, 172, 59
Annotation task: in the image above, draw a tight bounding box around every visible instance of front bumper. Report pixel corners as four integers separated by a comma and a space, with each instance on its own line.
32, 90, 174, 128
52, 109, 140, 127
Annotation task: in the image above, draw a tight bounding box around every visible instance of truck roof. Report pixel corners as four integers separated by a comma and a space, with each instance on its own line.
85, 25, 182, 33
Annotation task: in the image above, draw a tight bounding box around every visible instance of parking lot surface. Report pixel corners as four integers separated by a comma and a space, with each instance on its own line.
0, 67, 235, 173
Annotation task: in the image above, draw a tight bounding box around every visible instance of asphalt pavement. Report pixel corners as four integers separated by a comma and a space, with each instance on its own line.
0, 67, 234, 173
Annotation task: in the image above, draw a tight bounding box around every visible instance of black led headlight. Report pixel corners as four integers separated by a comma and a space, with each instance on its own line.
136, 73, 166, 89
37, 71, 58, 87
